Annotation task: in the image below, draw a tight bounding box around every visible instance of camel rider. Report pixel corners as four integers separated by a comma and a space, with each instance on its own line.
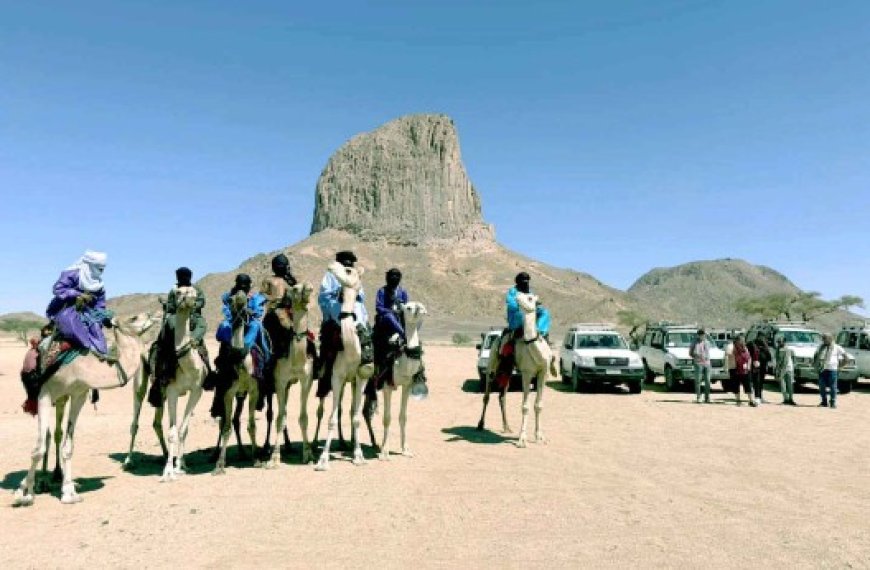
149, 267, 210, 405
261, 253, 298, 365
316, 251, 374, 397
214, 274, 270, 383
45, 250, 114, 359
372, 268, 427, 391
494, 272, 551, 388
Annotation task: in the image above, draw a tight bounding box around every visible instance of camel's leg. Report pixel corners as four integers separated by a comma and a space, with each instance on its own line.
499, 388, 511, 433
299, 377, 315, 464
313, 396, 325, 448
269, 381, 288, 468
399, 384, 413, 457
153, 405, 168, 459
59, 392, 87, 504
315, 379, 342, 472
161, 391, 179, 482
516, 373, 532, 448
176, 386, 202, 473
362, 391, 378, 453
213, 387, 236, 475
477, 371, 493, 431
249, 385, 260, 467
232, 394, 248, 461
37, 427, 51, 493
263, 393, 274, 458
52, 401, 65, 483
534, 372, 546, 443
379, 386, 394, 460
351, 379, 366, 465
337, 382, 348, 451
14, 393, 52, 506
124, 373, 149, 468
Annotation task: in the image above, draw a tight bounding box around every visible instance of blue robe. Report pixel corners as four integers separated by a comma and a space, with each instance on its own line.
318, 271, 368, 324
216, 291, 270, 361
375, 286, 409, 340
45, 269, 109, 355
505, 286, 551, 335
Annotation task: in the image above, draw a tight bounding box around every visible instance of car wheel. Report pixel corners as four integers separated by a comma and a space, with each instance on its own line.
478, 372, 487, 393
664, 367, 677, 392
628, 380, 642, 394
839, 380, 853, 395
560, 358, 570, 384
643, 360, 655, 384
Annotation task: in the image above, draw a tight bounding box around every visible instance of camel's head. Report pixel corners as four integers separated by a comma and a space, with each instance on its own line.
112, 312, 156, 336
228, 290, 249, 321
287, 282, 314, 312
328, 261, 362, 290
173, 285, 199, 311
402, 301, 428, 324
515, 292, 539, 313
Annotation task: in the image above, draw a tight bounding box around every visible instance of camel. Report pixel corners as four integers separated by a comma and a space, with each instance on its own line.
379, 302, 427, 461
122, 351, 168, 470
13, 313, 155, 506
477, 293, 555, 447
265, 282, 316, 467
159, 286, 208, 481
213, 290, 261, 474
315, 262, 374, 471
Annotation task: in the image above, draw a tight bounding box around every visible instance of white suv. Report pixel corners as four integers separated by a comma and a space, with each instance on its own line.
637, 323, 727, 391
836, 322, 870, 379
559, 324, 644, 393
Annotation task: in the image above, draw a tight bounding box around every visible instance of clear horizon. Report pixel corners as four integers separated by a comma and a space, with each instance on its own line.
1, 1, 868, 316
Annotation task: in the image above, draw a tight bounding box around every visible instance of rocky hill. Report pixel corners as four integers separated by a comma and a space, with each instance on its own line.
310, 114, 494, 244
628, 259, 849, 331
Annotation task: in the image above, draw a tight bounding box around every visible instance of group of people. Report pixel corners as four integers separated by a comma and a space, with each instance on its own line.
689, 329, 849, 408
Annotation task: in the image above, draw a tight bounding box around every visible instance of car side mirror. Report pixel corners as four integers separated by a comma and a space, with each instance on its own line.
475, 344, 481, 350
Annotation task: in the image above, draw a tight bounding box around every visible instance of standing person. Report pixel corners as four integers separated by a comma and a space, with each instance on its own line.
689, 328, 713, 404
750, 337, 771, 405
814, 333, 847, 409
45, 250, 112, 357
775, 337, 797, 406
732, 335, 755, 406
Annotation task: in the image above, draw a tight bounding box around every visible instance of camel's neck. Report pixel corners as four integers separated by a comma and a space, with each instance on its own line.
292, 307, 308, 335
113, 326, 144, 376
174, 307, 192, 351
340, 284, 357, 314
232, 318, 246, 349
522, 310, 538, 342
339, 285, 361, 359
406, 319, 420, 349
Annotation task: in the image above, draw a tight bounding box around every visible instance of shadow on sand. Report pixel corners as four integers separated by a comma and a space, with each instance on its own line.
442, 425, 512, 445
1, 469, 111, 496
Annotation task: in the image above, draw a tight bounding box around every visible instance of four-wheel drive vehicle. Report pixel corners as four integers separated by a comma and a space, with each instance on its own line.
559, 324, 644, 393
746, 321, 858, 393
637, 323, 727, 391
837, 322, 870, 378
475, 328, 522, 392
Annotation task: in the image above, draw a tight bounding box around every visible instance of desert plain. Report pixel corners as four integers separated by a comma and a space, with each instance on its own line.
0, 337, 868, 569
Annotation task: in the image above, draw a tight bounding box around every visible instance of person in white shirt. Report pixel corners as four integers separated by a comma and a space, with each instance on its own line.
774, 337, 797, 406
814, 333, 847, 409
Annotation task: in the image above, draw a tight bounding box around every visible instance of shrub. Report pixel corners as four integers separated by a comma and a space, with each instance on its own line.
452, 332, 471, 346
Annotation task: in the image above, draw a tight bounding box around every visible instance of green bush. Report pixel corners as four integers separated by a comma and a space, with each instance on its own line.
452, 332, 472, 346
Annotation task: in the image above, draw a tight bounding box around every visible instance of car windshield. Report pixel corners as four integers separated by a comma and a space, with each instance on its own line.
482, 333, 500, 350
575, 334, 627, 349
665, 332, 696, 347
780, 330, 822, 345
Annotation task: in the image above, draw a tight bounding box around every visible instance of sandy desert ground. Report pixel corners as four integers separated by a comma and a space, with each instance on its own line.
0, 336, 868, 569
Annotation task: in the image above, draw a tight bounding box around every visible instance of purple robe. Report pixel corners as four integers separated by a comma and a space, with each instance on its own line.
46, 269, 108, 355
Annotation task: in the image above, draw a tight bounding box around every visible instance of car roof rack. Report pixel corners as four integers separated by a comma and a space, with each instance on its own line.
568, 323, 617, 331
841, 320, 870, 330
757, 319, 809, 326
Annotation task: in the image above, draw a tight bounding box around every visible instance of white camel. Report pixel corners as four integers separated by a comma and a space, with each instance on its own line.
267, 282, 316, 467
122, 348, 168, 470
14, 313, 155, 506
315, 262, 374, 471
379, 301, 427, 461
478, 293, 555, 447
213, 290, 260, 474
160, 286, 208, 481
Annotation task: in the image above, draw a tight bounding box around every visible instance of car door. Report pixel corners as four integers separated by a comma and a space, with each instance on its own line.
560, 333, 574, 375
648, 331, 664, 372
858, 333, 870, 376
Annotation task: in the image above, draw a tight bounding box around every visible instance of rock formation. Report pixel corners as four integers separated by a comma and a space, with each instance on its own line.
310, 114, 494, 244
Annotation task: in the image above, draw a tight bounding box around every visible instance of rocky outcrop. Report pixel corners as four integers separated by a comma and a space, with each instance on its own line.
310, 114, 494, 244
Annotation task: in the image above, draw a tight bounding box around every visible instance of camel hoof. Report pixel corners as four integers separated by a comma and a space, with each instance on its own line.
352, 457, 366, 466
122, 456, 135, 470
516, 438, 528, 449
13, 489, 34, 507
314, 460, 329, 472
212, 466, 226, 476
401, 449, 415, 458
502, 428, 513, 435
61, 493, 83, 505
476, 421, 485, 431
379, 452, 391, 461
536, 433, 547, 444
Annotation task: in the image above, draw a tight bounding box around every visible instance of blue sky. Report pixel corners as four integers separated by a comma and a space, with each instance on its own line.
1, 0, 868, 316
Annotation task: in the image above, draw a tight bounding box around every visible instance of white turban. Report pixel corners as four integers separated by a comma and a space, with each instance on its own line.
67, 250, 107, 292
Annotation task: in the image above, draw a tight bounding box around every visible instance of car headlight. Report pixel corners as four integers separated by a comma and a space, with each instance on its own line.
846, 357, 856, 367
677, 359, 693, 366
577, 355, 594, 366
629, 356, 642, 367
